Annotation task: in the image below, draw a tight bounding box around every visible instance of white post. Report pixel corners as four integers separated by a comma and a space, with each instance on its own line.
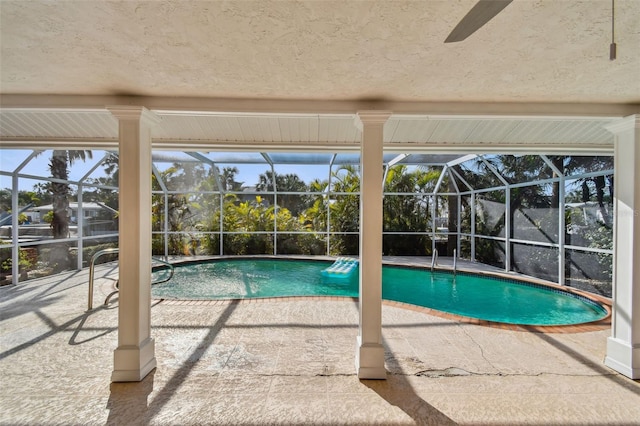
558, 175, 566, 286
164, 193, 169, 258
505, 188, 511, 272
457, 194, 462, 256
355, 110, 391, 380
77, 185, 83, 271
605, 114, 640, 380
431, 195, 437, 254
219, 192, 224, 255
107, 106, 160, 382
471, 192, 476, 261
11, 174, 19, 284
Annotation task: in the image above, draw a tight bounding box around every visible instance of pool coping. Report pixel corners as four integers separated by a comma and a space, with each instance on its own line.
153, 255, 612, 334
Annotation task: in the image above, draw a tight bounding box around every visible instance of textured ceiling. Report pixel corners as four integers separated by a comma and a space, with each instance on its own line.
1, 0, 639, 104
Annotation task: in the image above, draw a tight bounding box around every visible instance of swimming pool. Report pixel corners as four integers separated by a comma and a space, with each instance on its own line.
152, 258, 608, 326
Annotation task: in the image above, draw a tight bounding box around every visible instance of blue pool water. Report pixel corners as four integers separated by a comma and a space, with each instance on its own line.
152, 258, 608, 326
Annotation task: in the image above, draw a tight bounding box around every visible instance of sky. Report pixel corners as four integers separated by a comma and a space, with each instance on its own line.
0, 149, 111, 190
0, 149, 611, 206
0, 149, 334, 192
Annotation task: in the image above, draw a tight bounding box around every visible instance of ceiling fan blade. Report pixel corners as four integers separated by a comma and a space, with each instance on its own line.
445, 0, 513, 43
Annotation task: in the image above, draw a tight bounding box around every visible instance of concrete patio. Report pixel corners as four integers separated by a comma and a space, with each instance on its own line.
1, 266, 639, 425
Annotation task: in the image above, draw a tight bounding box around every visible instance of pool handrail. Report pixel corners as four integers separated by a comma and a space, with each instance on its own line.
103, 257, 175, 307
88, 248, 119, 310
430, 249, 438, 272
150, 257, 175, 285
453, 249, 457, 276
88, 248, 175, 310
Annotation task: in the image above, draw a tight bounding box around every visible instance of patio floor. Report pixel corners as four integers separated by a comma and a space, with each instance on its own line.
1, 263, 639, 425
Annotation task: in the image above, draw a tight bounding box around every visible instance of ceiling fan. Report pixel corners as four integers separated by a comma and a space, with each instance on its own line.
445, 0, 617, 60
445, 0, 512, 43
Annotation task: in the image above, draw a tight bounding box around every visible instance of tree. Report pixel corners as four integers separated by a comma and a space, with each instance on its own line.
83, 153, 120, 210
48, 150, 92, 271
82, 177, 119, 211
300, 178, 329, 232
0, 189, 43, 212
220, 167, 243, 192
256, 170, 309, 216
151, 163, 205, 255
220, 194, 275, 255
328, 165, 360, 254
560, 156, 613, 227
382, 165, 438, 255
0, 189, 10, 213
31, 183, 53, 206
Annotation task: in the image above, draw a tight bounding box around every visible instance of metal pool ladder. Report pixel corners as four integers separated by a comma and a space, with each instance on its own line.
87, 248, 175, 310
453, 249, 458, 276
430, 249, 438, 272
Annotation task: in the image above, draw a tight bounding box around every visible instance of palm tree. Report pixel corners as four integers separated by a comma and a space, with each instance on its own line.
328, 165, 360, 255
560, 156, 613, 227
300, 178, 329, 234
220, 167, 243, 192
48, 149, 92, 270
151, 163, 206, 255
382, 165, 441, 255
256, 170, 308, 215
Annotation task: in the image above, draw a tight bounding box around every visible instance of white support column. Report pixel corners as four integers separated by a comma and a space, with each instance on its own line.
557, 176, 566, 286
77, 185, 84, 271
11, 174, 19, 284
605, 114, 640, 380
457, 194, 462, 256
505, 188, 511, 272
355, 110, 391, 380
431, 195, 437, 254
107, 106, 161, 382
219, 192, 224, 255
471, 192, 476, 261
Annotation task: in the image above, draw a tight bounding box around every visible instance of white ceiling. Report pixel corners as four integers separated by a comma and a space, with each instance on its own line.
1, 0, 639, 104
0, 0, 638, 153
0, 109, 616, 153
